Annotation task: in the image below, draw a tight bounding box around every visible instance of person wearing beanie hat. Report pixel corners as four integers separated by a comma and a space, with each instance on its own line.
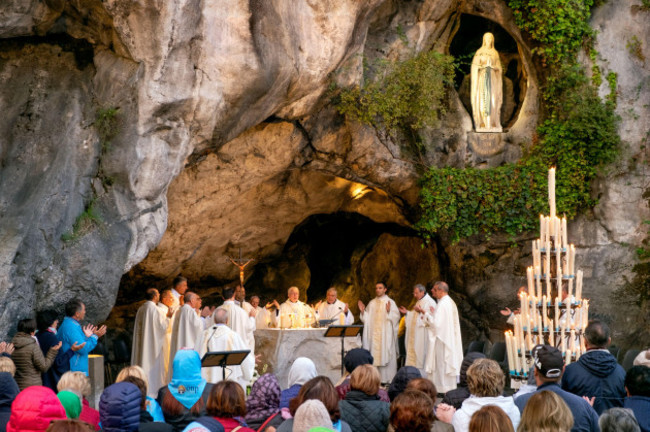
514, 345, 599, 432
99, 382, 142, 432
293, 400, 334, 432
57, 390, 82, 419
336, 349, 390, 402
387, 366, 421, 401
7, 386, 67, 432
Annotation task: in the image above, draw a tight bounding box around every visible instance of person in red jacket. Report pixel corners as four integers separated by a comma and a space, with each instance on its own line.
7, 386, 67, 432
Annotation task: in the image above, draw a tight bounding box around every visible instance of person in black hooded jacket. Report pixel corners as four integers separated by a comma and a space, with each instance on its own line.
387, 366, 421, 401
561, 319, 626, 414
0, 368, 20, 431
442, 351, 486, 409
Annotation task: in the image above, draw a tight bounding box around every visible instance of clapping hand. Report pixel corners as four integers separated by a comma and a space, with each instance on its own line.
272, 300, 281, 309
429, 306, 435, 314
4, 343, 14, 356
343, 303, 349, 314
398, 306, 408, 314
71, 342, 86, 352
249, 308, 258, 318
93, 325, 107, 337
435, 403, 456, 423
414, 305, 424, 314
385, 302, 391, 312
500, 307, 512, 316
582, 396, 595, 406
82, 324, 96, 338
357, 300, 365, 313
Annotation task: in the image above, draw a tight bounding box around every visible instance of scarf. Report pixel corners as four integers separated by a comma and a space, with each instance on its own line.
245, 373, 281, 422
168, 349, 207, 410
287, 357, 317, 388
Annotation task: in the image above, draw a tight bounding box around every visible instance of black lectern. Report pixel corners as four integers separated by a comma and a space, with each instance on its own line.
324, 325, 363, 375
201, 350, 251, 381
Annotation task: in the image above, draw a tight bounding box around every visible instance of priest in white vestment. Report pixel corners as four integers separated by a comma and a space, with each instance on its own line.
158, 289, 176, 387
424, 281, 463, 393
250, 296, 274, 329
234, 285, 257, 352
359, 283, 400, 383
168, 292, 206, 380
398, 284, 437, 379
131, 289, 174, 397
215, 287, 256, 357
195, 308, 254, 390
316, 287, 354, 325
169, 276, 188, 309
274, 287, 316, 329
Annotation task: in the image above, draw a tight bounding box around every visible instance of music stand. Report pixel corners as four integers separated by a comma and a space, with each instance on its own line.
324, 325, 363, 375
201, 350, 251, 381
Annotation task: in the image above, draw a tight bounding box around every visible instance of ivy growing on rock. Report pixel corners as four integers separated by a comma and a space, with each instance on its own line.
416, 0, 620, 242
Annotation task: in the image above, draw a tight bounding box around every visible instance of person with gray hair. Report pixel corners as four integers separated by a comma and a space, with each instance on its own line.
316, 287, 354, 325
599, 408, 641, 432
398, 283, 437, 379
195, 307, 254, 387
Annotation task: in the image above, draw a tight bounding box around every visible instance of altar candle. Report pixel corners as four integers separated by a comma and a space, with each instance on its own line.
545, 241, 551, 275
520, 293, 526, 327
549, 168, 556, 218
555, 297, 560, 325
566, 349, 572, 365
540, 215, 546, 244
556, 243, 562, 278
570, 327, 576, 352
526, 332, 533, 352
562, 252, 569, 279
562, 217, 568, 250
561, 324, 567, 353
576, 270, 583, 301
542, 295, 548, 329
569, 245, 576, 276
549, 319, 555, 346
567, 278, 573, 302
546, 217, 551, 245
527, 267, 534, 296
533, 241, 540, 270
506, 332, 514, 372
535, 271, 542, 299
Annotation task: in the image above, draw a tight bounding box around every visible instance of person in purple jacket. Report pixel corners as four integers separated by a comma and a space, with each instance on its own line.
58, 299, 107, 375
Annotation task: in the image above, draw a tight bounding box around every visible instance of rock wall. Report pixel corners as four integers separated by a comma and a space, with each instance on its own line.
0, 0, 648, 346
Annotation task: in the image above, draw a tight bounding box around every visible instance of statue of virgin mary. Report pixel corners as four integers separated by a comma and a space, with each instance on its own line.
471, 32, 503, 132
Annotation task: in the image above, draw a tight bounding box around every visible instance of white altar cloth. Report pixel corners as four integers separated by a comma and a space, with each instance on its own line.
254, 328, 362, 387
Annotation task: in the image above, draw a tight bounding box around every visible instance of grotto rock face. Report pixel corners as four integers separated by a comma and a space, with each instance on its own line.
0, 0, 648, 347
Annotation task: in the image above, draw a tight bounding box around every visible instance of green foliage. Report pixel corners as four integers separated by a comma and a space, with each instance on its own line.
589, 49, 602, 87
61, 198, 103, 242
606, 71, 618, 108
416, 0, 620, 242
642, 0, 650, 11
334, 50, 455, 135
96, 107, 120, 153
626, 35, 645, 62
508, 0, 594, 68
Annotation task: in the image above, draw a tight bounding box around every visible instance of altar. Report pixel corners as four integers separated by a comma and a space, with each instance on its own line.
255, 328, 362, 387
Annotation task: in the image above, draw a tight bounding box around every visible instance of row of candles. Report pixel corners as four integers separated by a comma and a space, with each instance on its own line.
505, 168, 590, 378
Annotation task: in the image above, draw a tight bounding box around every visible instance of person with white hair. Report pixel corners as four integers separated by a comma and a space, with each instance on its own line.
273, 287, 316, 329
316, 287, 353, 325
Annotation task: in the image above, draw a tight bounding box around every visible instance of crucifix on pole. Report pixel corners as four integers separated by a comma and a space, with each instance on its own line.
227, 248, 254, 286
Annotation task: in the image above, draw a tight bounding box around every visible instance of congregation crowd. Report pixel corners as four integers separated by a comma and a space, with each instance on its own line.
1, 280, 650, 432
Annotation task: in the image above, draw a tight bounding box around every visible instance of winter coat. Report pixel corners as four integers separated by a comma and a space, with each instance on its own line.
625, 396, 650, 432
335, 378, 390, 402
36, 329, 74, 392
514, 382, 599, 432
451, 395, 520, 432
561, 349, 626, 414
58, 317, 98, 375
6, 386, 66, 432
276, 417, 352, 432
80, 398, 101, 431
338, 390, 390, 432
442, 352, 485, 409
11, 332, 58, 390
140, 410, 174, 432
0, 372, 19, 431
99, 382, 142, 432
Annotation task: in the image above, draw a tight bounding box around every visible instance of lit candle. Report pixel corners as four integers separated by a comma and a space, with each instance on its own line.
542, 295, 548, 330
540, 215, 546, 244
545, 241, 551, 275
520, 293, 527, 327
562, 217, 568, 250
535, 271, 542, 299
549, 168, 556, 218
570, 327, 576, 352
567, 277, 573, 301
549, 319, 555, 346
583, 300, 589, 329
566, 349, 572, 365
576, 270, 583, 301
555, 297, 560, 326
506, 332, 514, 372
527, 267, 534, 296
569, 245, 576, 276
555, 244, 561, 281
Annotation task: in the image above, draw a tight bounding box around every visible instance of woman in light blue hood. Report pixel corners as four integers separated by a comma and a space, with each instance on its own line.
157, 349, 213, 431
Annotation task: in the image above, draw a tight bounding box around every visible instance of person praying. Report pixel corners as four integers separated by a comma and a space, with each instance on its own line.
273, 287, 316, 329
398, 283, 437, 379
358, 282, 400, 383
316, 287, 353, 325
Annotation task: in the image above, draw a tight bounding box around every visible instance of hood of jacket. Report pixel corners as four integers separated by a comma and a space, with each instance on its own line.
99, 382, 142, 432
11, 332, 36, 350
7, 386, 66, 432
460, 395, 519, 416
0, 372, 19, 408
577, 350, 620, 378
459, 352, 486, 386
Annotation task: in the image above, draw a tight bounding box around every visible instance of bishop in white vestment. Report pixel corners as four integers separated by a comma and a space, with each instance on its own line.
316, 288, 353, 325
131, 289, 173, 397
359, 283, 400, 383
196, 308, 254, 390
275, 287, 316, 329
399, 284, 437, 379
168, 293, 206, 380
424, 281, 463, 393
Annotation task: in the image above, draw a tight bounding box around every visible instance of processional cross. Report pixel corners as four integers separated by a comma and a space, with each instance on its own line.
227, 248, 254, 286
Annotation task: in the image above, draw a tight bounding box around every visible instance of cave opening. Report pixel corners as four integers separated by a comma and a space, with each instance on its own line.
449, 14, 526, 129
